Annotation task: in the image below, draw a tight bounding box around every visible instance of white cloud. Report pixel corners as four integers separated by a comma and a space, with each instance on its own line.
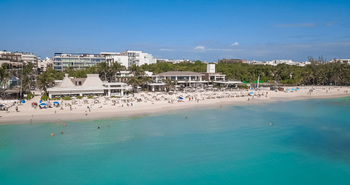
160, 48, 174, 51
230, 42, 239, 46
194, 46, 205, 50
325, 22, 334, 27
274, 23, 316, 28
193, 45, 242, 52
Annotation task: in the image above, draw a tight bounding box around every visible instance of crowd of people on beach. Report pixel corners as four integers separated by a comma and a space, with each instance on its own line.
1, 86, 350, 124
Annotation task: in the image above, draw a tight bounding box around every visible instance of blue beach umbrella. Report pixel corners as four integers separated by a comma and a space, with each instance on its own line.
286, 89, 290, 91
292, 88, 296, 91
249, 92, 254, 95
179, 97, 183, 100
53, 101, 59, 104
296, 88, 300, 90
40, 103, 46, 106
21, 100, 25, 103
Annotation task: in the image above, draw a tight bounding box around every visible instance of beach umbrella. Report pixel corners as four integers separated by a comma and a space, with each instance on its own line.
53, 101, 59, 104
292, 88, 296, 91
179, 97, 183, 100
21, 100, 25, 103
40, 103, 46, 106
286, 89, 290, 91
249, 92, 254, 95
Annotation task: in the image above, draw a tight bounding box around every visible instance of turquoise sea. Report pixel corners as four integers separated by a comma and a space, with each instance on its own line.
1, 97, 350, 185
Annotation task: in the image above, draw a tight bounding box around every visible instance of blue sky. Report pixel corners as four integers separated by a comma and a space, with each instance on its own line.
1, 0, 350, 62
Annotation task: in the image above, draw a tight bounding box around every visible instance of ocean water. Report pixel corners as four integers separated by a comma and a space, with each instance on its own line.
1, 97, 350, 185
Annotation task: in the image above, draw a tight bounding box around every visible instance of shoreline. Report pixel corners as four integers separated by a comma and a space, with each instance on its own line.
1, 86, 349, 125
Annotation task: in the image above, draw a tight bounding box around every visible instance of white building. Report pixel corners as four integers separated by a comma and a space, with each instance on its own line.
0, 51, 37, 64
120, 50, 156, 67
47, 74, 131, 98
157, 59, 193, 64
100, 52, 129, 68
37, 57, 52, 72
331, 59, 350, 65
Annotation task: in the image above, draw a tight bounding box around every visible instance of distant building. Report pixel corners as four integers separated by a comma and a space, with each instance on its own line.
120, 50, 156, 67
0, 51, 38, 68
218, 58, 246, 63
37, 57, 52, 73
156, 59, 192, 64
247, 60, 311, 66
332, 59, 350, 65
52, 53, 106, 71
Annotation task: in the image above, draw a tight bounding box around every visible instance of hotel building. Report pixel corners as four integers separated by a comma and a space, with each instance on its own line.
52, 53, 106, 71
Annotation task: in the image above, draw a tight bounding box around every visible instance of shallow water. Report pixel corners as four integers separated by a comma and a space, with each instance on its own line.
1, 98, 350, 184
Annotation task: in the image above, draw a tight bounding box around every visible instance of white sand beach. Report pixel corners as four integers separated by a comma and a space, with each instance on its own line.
0, 86, 349, 124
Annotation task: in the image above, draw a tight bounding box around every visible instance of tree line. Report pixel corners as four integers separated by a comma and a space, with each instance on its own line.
1, 57, 350, 97
142, 58, 350, 86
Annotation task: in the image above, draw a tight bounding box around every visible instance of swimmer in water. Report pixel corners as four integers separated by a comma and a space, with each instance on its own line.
185, 116, 188, 119
61, 131, 64, 134
98, 127, 100, 129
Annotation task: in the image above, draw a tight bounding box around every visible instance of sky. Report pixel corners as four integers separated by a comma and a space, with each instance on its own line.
1, 0, 350, 62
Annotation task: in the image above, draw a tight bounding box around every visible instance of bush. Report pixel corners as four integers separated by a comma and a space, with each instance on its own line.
237, 84, 249, 90
62, 97, 72, 100
87, 95, 93, 99
77, 96, 83, 99
41, 94, 49, 101
24, 92, 34, 100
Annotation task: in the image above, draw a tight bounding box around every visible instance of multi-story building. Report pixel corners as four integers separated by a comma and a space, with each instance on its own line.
120, 50, 156, 67
0, 51, 38, 68
100, 52, 129, 68
52, 53, 106, 71
203, 64, 226, 81
37, 57, 52, 73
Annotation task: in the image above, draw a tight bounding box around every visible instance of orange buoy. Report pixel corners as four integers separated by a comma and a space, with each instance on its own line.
51, 133, 55, 136
63, 123, 67, 127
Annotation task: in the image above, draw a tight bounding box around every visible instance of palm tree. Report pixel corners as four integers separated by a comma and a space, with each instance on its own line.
21, 63, 36, 93
37, 68, 64, 92
127, 77, 140, 92
0, 65, 9, 87
129, 64, 144, 76
163, 78, 175, 92
111, 62, 125, 82
97, 62, 109, 81
139, 76, 151, 90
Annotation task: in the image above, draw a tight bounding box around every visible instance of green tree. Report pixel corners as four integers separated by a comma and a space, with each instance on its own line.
97, 62, 110, 81
37, 68, 64, 92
